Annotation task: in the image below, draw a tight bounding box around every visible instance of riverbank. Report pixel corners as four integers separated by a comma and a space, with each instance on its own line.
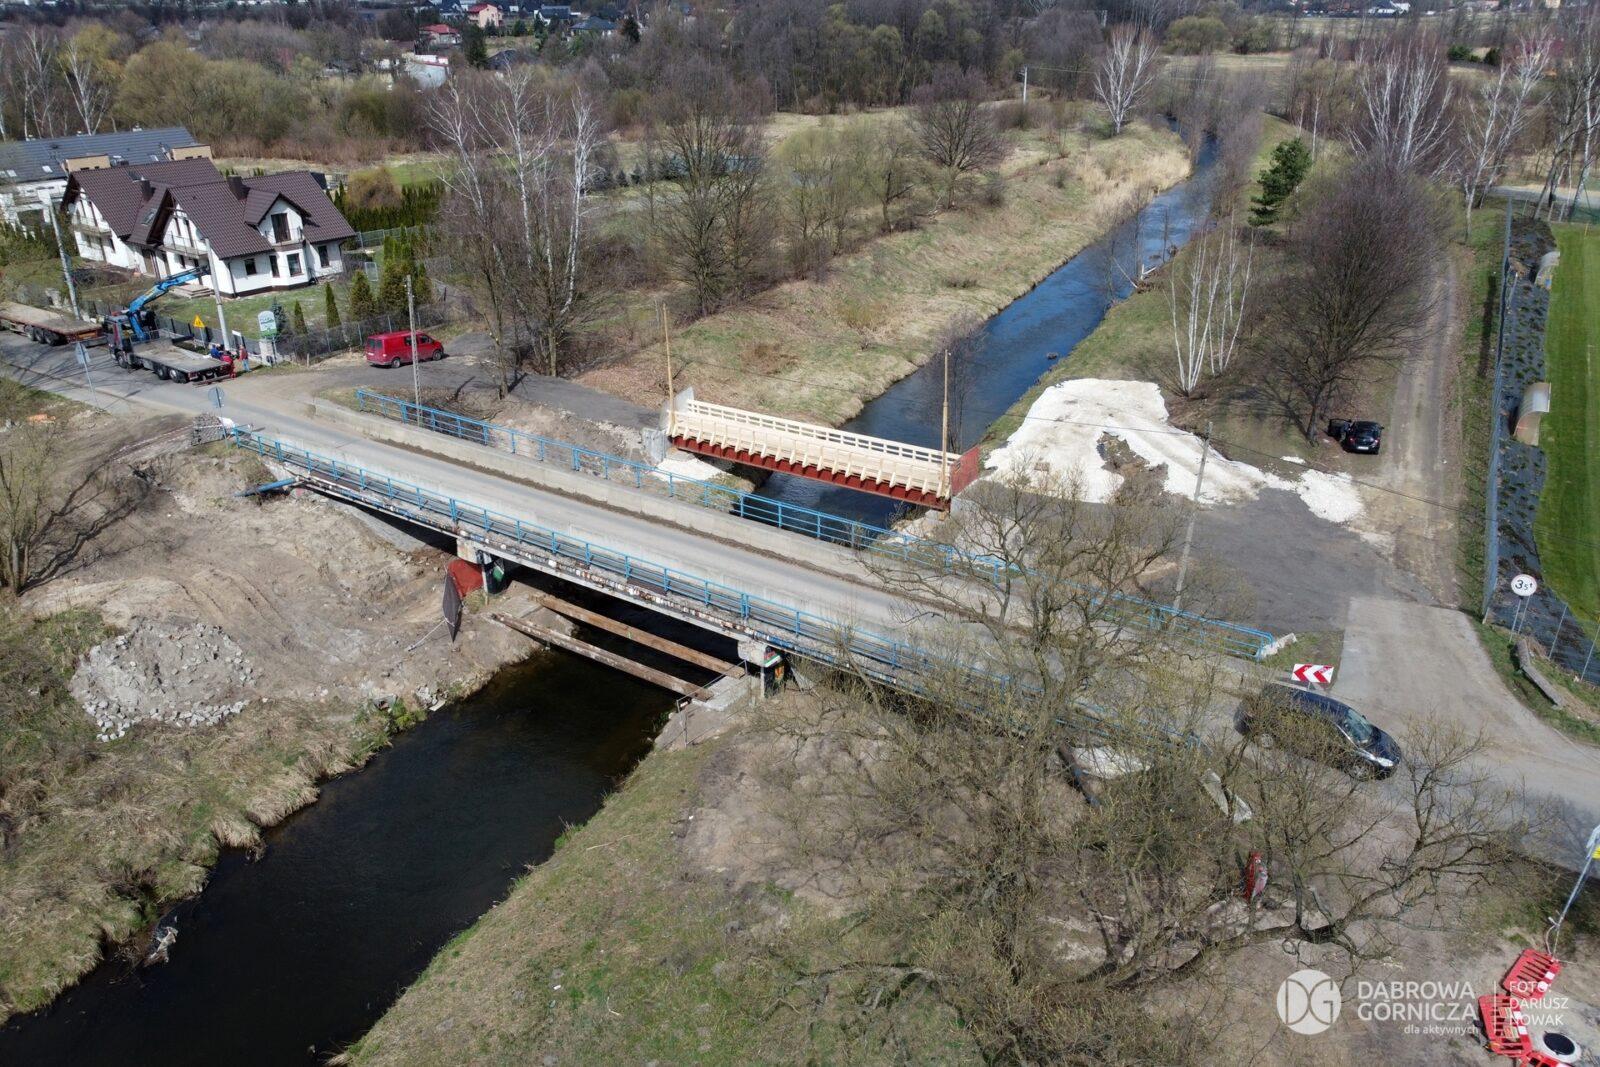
348, 686, 976, 1065
0, 412, 531, 1023
578, 121, 1192, 428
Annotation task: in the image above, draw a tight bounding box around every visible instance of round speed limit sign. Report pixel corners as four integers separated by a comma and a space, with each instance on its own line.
1511, 574, 1538, 598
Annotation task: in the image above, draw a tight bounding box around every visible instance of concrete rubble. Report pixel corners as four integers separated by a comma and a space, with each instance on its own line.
69, 617, 259, 742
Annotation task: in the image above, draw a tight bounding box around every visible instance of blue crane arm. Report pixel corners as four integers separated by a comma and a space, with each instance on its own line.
127, 264, 211, 316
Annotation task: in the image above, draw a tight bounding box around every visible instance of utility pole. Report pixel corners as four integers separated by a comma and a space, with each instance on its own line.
1172, 420, 1211, 613
939, 347, 951, 501
46, 207, 81, 321
212, 265, 230, 359
406, 274, 420, 409
1021, 65, 1028, 106
661, 303, 676, 438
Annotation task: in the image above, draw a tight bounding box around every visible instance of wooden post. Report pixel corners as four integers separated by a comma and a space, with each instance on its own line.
939, 347, 951, 500
661, 302, 676, 438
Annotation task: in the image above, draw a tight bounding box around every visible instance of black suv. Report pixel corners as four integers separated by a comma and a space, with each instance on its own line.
1238, 684, 1402, 779
1327, 419, 1383, 454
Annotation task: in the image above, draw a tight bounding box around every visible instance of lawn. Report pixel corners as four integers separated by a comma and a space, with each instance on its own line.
1535, 224, 1600, 622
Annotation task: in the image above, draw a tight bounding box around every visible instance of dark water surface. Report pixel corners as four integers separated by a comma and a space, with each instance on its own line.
0, 648, 671, 1066
754, 138, 1221, 527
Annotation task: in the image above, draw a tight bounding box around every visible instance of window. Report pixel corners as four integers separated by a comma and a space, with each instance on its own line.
316, 244, 331, 269
243, 258, 259, 277
271, 212, 290, 242
286, 253, 301, 276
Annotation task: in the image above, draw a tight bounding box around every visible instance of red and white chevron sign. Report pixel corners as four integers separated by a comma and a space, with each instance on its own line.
1292, 663, 1334, 686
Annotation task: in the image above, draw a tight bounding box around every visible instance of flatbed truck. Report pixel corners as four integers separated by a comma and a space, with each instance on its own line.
114, 342, 233, 384
0, 301, 104, 346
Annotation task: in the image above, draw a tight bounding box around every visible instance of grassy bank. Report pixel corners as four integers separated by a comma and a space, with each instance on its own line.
1536, 224, 1600, 622
580, 120, 1192, 427
979, 116, 1305, 465
350, 712, 973, 1066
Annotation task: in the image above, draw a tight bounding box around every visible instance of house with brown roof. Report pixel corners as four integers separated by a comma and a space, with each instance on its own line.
61, 159, 355, 298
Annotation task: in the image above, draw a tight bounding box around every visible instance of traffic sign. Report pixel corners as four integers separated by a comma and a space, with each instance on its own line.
1292, 663, 1334, 686
192, 314, 206, 330
1511, 574, 1538, 597
207, 386, 224, 409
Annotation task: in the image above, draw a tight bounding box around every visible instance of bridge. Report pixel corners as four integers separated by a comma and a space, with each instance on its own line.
664, 389, 981, 509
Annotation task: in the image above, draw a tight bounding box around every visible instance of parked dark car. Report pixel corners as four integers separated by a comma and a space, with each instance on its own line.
1238, 683, 1402, 779
1327, 419, 1383, 454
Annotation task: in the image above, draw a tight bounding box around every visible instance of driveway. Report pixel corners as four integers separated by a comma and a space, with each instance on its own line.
1336, 595, 1600, 855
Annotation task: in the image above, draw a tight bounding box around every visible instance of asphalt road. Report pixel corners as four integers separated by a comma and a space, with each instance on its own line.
6, 332, 1600, 855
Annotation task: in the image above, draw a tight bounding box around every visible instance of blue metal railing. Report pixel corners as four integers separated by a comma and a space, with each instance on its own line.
232, 429, 1195, 748
350, 390, 1275, 661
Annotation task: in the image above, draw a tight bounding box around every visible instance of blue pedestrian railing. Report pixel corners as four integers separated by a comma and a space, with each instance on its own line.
231, 429, 1198, 749
350, 390, 1275, 661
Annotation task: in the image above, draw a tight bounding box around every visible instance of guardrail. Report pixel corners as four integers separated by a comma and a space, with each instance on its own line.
351, 390, 1275, 661
231, 428, 1198, 748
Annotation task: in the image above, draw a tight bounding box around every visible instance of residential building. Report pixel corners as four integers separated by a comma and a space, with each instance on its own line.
468, 2, 504, 29
0, 126, 206, 230
421, 22, 462, 48
61, 158, 355, 297
572, 15, 616, 34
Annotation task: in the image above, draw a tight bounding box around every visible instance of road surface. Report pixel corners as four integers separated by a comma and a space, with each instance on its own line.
5, 332, 1599, 856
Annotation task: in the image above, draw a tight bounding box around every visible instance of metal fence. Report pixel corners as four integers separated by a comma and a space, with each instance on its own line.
353, 389, 1277, 661
1481, 201, 1600, 687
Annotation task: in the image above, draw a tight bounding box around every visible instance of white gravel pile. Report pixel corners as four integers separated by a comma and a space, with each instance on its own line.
986, 378, 1365, 525
71, 619, 258, 742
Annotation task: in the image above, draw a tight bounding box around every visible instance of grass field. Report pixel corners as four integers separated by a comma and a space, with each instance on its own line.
1535, 225, 1600, 622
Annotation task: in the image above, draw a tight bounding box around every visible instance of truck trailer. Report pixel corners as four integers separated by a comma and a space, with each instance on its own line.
0, 301, 104, 347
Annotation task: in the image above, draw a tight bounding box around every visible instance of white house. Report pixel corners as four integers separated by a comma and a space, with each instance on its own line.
61, 159, 355, 297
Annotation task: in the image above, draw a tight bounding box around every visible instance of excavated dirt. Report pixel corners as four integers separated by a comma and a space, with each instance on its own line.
28, 437, 531, 716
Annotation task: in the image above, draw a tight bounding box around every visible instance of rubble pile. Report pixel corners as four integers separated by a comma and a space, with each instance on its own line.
70, 618, 259, 742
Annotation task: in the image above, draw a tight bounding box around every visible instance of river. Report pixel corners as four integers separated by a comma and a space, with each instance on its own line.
0, 139, 1219, 1066
0, 634, 695, 1066
754, 137, 1221, 528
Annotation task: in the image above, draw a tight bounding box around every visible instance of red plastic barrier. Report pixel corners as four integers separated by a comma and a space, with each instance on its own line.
1503, 949, 1562, 1000
1515, 1053, 1564, 1067
447, 557, 484, 597
1479, 994, 1533, 1058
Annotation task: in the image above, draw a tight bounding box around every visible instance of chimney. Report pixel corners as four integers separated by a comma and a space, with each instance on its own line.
139, 179, 152, 199
228, 176, 247, 197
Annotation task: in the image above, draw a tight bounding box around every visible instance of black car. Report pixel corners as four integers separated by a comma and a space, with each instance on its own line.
1327, 419, 1383, 454
1238, 684, 1402, 779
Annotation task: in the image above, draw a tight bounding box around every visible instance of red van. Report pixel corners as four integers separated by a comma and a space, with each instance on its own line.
365, 330, 445, 368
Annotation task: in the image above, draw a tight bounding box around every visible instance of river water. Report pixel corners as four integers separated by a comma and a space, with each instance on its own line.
0, 644, 680, 1066
0, 139, 1219, 1067
754, 138, 1221, 528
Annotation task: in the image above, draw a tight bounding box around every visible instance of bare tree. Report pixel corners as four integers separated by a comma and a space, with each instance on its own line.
779, 126, 860, 278
1168, 216, 1252, 396
1537, 10, 1600, 220
1457, 32, 1550, 237
908, 64, 1004, 209
1261, 159, 1444, 439
845, 117, 927, 233
651, 60, 773, 316
430, 70, 608, 390
1351, 30, 1457, 177
757, 472, 1517, 1060
59, 35, 114, 135
1094, 25, 1160, 136
15, 28, 64, 140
